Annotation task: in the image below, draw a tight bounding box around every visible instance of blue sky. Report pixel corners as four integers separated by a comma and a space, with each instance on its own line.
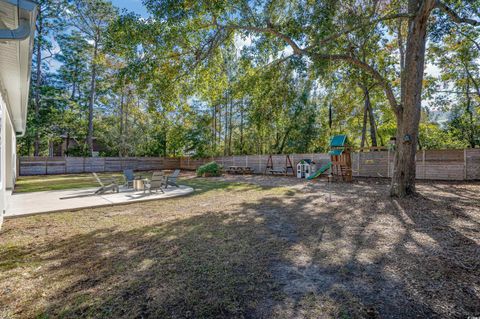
111, 0, 149, 17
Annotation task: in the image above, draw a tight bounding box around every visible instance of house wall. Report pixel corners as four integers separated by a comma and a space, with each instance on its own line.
0, 91, 6, 227
0, 90, 16, 228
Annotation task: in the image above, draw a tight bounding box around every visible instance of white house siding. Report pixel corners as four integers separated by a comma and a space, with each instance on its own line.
0, 90, 6, 227
0, 0, 37, 229
0, 89, 17, 228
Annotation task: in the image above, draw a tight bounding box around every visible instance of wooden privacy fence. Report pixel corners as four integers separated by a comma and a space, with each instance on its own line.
19, 148, 480, 180
19, 157, 179, 176
179, 149, 480, 181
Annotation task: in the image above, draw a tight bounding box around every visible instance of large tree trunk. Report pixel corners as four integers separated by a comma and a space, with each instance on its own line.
87, 37, 99, 156
119, 89, 125, 156
70, 64, 78, 100
366, 89, 378, 147
228, 92, 233, 155
34, 11, 43, 156
239, 99, 244, 153
465, 78, 476, 148
124, 90, 130, 156
390, 0, 435, 197
224, 95, 228, 156
212, 105, 216, 153
360, 86, 369, 149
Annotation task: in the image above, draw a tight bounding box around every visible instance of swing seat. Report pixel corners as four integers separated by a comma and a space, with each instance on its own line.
268, 168, 286, 175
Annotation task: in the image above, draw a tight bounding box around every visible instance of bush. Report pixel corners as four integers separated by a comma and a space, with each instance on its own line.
196, 161, 222, 177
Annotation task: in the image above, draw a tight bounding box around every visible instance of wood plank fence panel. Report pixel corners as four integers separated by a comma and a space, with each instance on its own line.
19, 149, 480, 180
466, 149, 480, 180
46, 157, 66, 175
84, 158, 105, 173
19, 157, 48, 175
19, 157, 180, 175
65, 157, 85, 174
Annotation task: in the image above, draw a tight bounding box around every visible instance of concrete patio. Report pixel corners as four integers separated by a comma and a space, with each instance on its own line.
6, 185, 194, 218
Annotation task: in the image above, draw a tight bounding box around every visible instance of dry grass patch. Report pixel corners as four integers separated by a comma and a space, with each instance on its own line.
1, 176, 479, 318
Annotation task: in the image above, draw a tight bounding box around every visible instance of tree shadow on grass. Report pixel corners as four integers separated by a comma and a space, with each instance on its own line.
23, 212, 284, 318
234, 182, 480, 317
1, 180, 479, 318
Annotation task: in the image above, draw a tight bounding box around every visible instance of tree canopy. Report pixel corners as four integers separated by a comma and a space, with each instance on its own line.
21, 0, 479, 194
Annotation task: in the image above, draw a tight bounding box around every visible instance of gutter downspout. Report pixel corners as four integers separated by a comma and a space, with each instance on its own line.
0, 19, 31, 41
0, 18, 32, 137
0, 2, 37, 137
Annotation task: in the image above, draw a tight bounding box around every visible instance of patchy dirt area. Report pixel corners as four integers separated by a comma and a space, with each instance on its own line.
1, 175, 479, 318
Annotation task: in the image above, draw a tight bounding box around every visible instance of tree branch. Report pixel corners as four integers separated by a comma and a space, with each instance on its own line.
435, 1, 480, 26
457, 29, 480, 51
306, 12, 411, 50
311, 53, 400, 115
462, 62, 480, 98
216, 22, 304, 55
214, 20, 401, 114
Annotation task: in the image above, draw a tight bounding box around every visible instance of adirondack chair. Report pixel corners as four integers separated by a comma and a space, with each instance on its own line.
123, 169, 143, 188
123, 169, 135, 188
93, 172, 119, 195
166, 169, 180, 188
144, 171, 166, 194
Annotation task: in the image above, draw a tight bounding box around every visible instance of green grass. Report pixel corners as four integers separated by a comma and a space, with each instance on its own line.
1, 177, 290, 318
14, 173, 125, 193
14, 172, 276, 195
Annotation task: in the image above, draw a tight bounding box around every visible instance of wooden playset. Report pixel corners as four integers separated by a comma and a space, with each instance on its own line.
328, 135, 352, 182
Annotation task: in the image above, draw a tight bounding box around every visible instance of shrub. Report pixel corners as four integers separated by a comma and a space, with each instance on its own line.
196, 161, 222, 177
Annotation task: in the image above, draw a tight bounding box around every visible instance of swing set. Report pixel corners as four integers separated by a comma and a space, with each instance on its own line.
264, 154, 295, 176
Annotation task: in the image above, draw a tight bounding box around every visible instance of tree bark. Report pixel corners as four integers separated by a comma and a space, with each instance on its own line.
87, 36, 99, 156
34, 10, 43, 156
228, 91, 233, 155
119, 89, 125, 156
366, 90, 378, 147
465, 78, 475, 148
360, 96, 368, 149
211, 105, 216, 153
240, 99, 244, 153
390, 0, 435, 197
224, 94, 228, 156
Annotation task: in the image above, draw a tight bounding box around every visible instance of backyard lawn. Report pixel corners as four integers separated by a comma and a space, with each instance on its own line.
1, 174, 479, 318
13, 172, 125, 193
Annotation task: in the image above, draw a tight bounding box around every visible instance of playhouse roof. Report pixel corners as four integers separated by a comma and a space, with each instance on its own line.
330, 135, 347, 147
298, 159, 313, 164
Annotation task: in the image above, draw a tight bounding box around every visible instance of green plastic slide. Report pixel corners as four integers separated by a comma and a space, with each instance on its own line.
307, 162, 332, 180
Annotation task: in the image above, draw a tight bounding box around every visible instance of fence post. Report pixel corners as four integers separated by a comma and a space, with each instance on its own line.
245, 155, 248, 167
464, 149, 467, 180
387, 149, 390, 178
258, 154, 261, 174
17, 156, 20, 178
357, 152, 360, 177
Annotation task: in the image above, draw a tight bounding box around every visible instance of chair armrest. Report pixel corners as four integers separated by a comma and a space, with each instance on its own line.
103, 178, 117, 184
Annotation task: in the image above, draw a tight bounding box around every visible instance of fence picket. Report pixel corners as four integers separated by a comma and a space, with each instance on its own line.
18, 149, 480, 180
